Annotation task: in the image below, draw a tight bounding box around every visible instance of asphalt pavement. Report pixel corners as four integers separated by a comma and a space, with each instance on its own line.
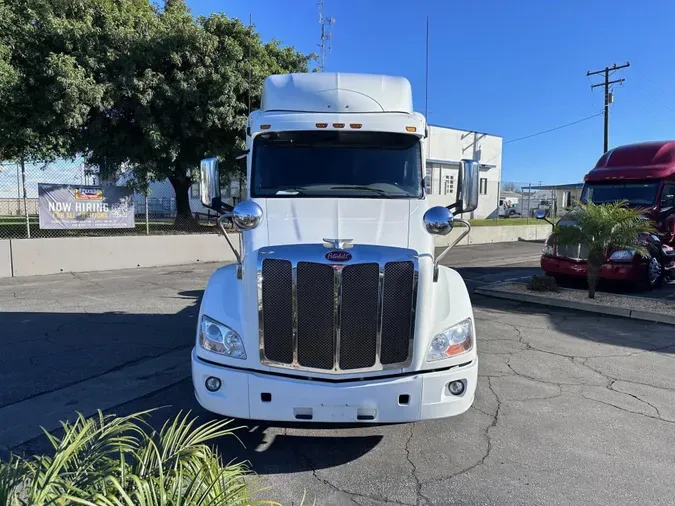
3, 240, 675, 505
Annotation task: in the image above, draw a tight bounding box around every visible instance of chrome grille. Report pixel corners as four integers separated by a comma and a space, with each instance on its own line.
556, 243, 589, 260
258, 244, 418, 374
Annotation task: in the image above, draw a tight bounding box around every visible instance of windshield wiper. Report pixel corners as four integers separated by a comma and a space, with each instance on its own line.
329, 186, 392, 198
266, 186, 309, 195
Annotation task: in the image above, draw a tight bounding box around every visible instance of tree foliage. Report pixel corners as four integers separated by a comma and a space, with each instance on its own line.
0, 0, 105, 162
0, 0, 313, 223
552, 200, 656, 298
80, 0, 312, 223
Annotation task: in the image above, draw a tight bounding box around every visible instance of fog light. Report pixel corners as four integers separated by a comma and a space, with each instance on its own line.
205, 377, 221, 392
448, 380, 465, 396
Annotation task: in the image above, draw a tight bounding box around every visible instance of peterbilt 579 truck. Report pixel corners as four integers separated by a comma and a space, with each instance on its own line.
191, 72, 480, 423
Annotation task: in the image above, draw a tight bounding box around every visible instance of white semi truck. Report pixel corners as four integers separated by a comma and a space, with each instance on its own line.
192, 72, 479, 423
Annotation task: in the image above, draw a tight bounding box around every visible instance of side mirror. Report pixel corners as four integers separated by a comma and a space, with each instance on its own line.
535, 210, 547, 220
200, 158, 221, 209
232, 200, 263, 230
457, 159, 479, 213
423, 206, 455, 235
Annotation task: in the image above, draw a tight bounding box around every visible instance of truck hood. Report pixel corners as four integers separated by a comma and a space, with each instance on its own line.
264, 198, 411, 248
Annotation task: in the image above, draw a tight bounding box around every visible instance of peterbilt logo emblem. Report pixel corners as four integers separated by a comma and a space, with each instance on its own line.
325, 251, 352, 262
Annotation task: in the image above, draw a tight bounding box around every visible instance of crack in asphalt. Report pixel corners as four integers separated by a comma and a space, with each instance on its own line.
403, 423, 433, 506
292, 443, 411, 506
421, 377, 502, 492
608, 380, 662, 418
580, 393, 675, 426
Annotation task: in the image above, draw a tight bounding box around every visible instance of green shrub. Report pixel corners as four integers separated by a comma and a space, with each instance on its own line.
0, 410, 276, 506
527, 275, 558, 292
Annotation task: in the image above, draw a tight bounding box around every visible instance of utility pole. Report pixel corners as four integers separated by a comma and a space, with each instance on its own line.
587, 62, 630, 153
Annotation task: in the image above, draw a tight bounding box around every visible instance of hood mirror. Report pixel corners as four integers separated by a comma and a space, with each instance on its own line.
423, 206, 454, 235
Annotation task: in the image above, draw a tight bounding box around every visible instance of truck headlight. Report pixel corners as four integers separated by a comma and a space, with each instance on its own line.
199, 315, 246, 359
427, 318, 473, 362
609, 250, 635, 262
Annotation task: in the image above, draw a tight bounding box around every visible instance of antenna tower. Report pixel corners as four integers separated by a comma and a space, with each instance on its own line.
317, 0, 335, 72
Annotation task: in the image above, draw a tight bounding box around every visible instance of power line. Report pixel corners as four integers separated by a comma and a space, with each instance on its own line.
631, 70, 675, 114
482, 110, 604, 165
503, 112, 604, 145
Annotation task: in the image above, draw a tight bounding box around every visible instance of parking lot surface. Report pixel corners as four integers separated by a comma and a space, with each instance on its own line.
3, 241, 675, 505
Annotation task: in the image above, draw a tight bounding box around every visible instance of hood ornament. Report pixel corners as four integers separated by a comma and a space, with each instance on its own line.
323, 238, 353, 250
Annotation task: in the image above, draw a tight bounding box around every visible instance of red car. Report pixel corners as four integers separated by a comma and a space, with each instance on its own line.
540, 140, 675, 289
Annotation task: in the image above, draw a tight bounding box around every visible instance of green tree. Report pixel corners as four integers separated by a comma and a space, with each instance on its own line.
81, 0, 312, 225
552, 201, 656, 298
0, 0, 105, 164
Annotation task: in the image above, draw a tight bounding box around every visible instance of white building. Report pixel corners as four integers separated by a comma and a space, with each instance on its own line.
425, 125, 503, 219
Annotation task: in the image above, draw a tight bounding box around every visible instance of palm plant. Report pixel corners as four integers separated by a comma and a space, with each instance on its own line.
551, 200, 656, 298
0, 410, 275, 506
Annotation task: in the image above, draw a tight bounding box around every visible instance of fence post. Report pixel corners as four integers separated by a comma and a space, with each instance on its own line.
15, 162, 21, 217
20, 157, 30, 239
527, 182, 531, 224
145, 193, 149, 235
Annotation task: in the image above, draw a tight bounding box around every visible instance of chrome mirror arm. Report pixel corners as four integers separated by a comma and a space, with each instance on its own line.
217, 215, 241, 265
434, 219, 471, 281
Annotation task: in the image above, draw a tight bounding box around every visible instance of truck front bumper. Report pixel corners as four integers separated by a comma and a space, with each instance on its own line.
192, 349, 477, 423
541, 255, 643, 281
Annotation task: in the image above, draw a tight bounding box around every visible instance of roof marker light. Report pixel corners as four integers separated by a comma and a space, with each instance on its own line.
316, 123, 328, 128
406, 126, 417, 132
260, 124, 271, 130
333, 123, 345, 128
350, 123, 362, 129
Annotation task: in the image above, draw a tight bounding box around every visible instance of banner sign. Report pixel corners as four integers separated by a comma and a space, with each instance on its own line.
38, 183, 135, 229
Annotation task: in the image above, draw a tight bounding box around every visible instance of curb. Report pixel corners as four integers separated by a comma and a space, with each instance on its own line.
475, 286, 675, 326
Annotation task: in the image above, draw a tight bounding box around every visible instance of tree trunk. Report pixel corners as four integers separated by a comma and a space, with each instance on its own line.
586, 249, 605, 299
169, 176, 196, 229
587, 261, 601, 299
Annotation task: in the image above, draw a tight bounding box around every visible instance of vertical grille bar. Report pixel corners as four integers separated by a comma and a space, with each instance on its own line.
339, 263, 379, 369
291, 264, 298, 364
334, 267, 342, 371
296, 262, 335, 369
380, 261, 415, 365
261, 259, 293, 364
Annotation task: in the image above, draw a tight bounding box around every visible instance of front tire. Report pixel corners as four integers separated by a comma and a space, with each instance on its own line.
639, 255, 663, 291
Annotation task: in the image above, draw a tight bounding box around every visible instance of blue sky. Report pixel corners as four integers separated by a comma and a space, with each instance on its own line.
188, 0, 675, 184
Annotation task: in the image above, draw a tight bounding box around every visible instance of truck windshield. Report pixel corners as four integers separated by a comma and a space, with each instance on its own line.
580, 181, 660, 206
251, 131, 423, 199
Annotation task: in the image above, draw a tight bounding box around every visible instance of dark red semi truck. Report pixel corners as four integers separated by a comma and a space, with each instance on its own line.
540, 140, 675, 288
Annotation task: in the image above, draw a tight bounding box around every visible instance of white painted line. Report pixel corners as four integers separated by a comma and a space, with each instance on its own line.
0, 348, 191, 451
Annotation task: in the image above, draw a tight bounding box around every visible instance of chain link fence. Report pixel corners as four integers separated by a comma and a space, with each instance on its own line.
0, 159, 244, 239
1, 160, 583, 239
472, 181, 583, 225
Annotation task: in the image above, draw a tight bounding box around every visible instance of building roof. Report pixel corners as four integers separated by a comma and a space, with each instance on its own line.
261, 73, 413, 114
428, 123, 502, 139
530, 183, 584, 190
426, 158, 496, 169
